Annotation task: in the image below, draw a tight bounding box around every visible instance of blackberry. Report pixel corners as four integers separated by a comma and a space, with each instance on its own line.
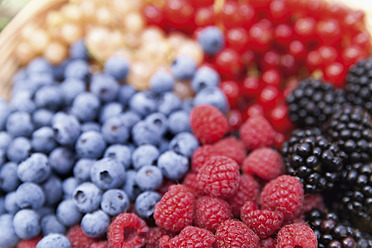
282, 128, 345, 193
345, 57, 372, 114
286, 78, 346, 127
324, 105, 372, 164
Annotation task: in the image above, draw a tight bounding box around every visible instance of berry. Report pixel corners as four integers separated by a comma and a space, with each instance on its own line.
64, 59, 90, 82
108, 213, 149, 248
17, 153, 51, 184
90, 73, 120, 102
90, 157, 126, 190
15, 182, 45, 209
70, 92, 100, 122
132, 145, 159, 170
6, 111, 34, 137
72, 182, 102, 213
41, 214, 66, 235
157, 151, 189, 181
149, 70, 175, 94
213, 137, 246, 165
0, 214, 20, 248
171, 56, 197, 80
169, 132, 199, 158
154, 185, 194, 232
52, 113, 81, 146
136, 165, 163, 191
67, 225, 96, 248
242, 147, 284, 181
129, 91, 157, 117
0, 162, 21, 192
56, 199, 82, 227
168, 110, 191, 134
261, 175, 304, 220
193, 87, 229, 114
6, 136, 31, 163
193, 196, 232, 232
190, 104, 228, 144
241, 201, 283, 239
215, 219, 259, 248
191, 145, 216, 173
13, 209, 41, 240
181, 172, 202, 196
134, 191, 162, 219
36, 234, 71, 248
17, 236, 42, 248
239, 115, 276, 150
31, 127, 57, 153
89, 241, 108, 248
162, 226, 216, 248
197, 26, 225, 55
276, 223, 317, 248
104, 56, 130, 80
75, 131, 106, 159
103, 144, 131, 170
69, 38, 89, 60
101, 189, 130, 216
197, 156, 240, 198
145, 227, 172, 248
260, 237, 276, 248
81, 210, 110, 238
191, 66, 220, 92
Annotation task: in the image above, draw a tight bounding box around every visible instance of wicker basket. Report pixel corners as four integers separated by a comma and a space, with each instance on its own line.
0, 0, 371, 100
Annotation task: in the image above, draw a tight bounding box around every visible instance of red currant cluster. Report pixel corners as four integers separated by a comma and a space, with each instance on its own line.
142, 0, 372, 139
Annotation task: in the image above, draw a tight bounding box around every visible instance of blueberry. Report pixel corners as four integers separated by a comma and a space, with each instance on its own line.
90, 157, 126, 190
104, 56, 130, 80
169, 132, 199, 158
90, 73, 120, 102
0, 131, 12, 150
49, 147, 75, 175
53, 59, 70, 81
4, 192, 20, 214
149, 70, 175, 94
56, 199, 82, 227
157, 92, 182, 116
13, 68, 27, 82
197, 26, 225, 55
32, 109, 54, 128
158, 138, 170, 154
157, 151, 189, 180
16, 73, 53, 95
104, 144, 131, 169
9, 91, 36, 113
101, 116, 129, 144
6, 137, 31, 163
13, 209, 41, 239
42, 176, 63, 206
52, 113, 81, 146
64, 59, 90, 82
0, 197, 5, 215
135, 191, 161, 218
36, 207, 55, 218
0, 148, 6, 165
31, 127, 57, 153
132, 145, 159, 170
132, 120, 162, 146
75, 131, 106, 159
171, 56, 197, 80
191, 66, 221, 92
193, 86, 229, 114
36, 233, 71, 248
60, 78, 86, 105
100, 189, 129, 216
145, 112, 168, 135
71, 92, 100, 122
69, 38, 89, 60
73, 159, 95, 182
73, 182, 102, 213
118, 84, 136, 107
135, 165, 163, 191
16, 182, 45, 209
81, 210, 110, 238
0, 162, 20, 192
27, 57, 53, 75
18, 153, 51, 183
168, 110, 191, 134
0, 102, 10, 130
62, 177, 78, 199
119, 111, 141, 130
0, 214, 19, 248
181, 98, 194, 113
41, 215, 66, 235
81, 122, 101, 133
34, 85, 63, 110
6, 111, 34, 137
122, 170, 141, 202
99, 102, 123, 123
129, 91, 157, 117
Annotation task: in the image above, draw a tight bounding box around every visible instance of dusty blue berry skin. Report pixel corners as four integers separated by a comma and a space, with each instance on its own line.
104, 144, 132, 169
191, 66, 221, 92
42, 176, 63, 206
0, 214, 19, 248
31, 127, 57, 153
197, 26, 225, 55
56, 199, 82, 227
34, 85, 63, 111
90, 73, 120, 102
101, 189, 129, 216
122, 169, 141, 202
73, 159, 95, 182
18, 153, 51, 183
81, 210, 110, 238
41, 214, 66, 235
36, 207, 55, 218
10, 91, 36, 113
4, 192, 20, 214
0, 101, 10, 130
64, 59, 90, 82
0, 162, 20, 192
135, 165, 163, 191
145, 112, 168, 135
157, 92, 182, 116
60, 78, 86, 105
36, 233, 71, 248
13, 209, 41, 239
73, 182, 102, 213
52, 113, 81, 146
62, 177, 78, 199
149, 70, 175, 94
104, 56, 130, 80
0, 149, 5, 165
81, 122, 100, 133
119, 111, 141, 130
90, 157, 126, 190
75, 131, 106, 159
6, 111, 34, 137
132, 121, 162, 147
101, 115, 129, 144
158, 151, 189, 180
169, 132, 199, 158
168, 110, 191, 134
0, 131, 12, 150
49, 147, 75, 175
171, 56, 197, 80
118, 84, 136, 106
6, 137, 32, 163
193, 86, 229, 114
32, 109, 54, 128
0, 197, 5, 215
70, 39, 89, 60
132, 145, 159, 170
129, 91, 157, 117
16, 182, 45, 209
135, 191, 162, 218
99, 102, 123, 123
27, 57, 52, 75
71, 92, 101, 122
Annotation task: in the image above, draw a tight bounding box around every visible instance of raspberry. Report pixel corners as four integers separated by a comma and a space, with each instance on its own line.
226, 174, 260, 218
17, 236, 42, 248
276, 224, 317, 248
242, 147, 284, 181
193, 196, 232, 233
67, 225, 97, 248
240, 201, 283, 239
215, 219, 259, 248
107, 213, 149, 248
89, 241, 108, 248
260, 237, 276, 248
191, 145, 216, 173
146, 227, 174, 248
197, 156, 240, 198
182, 172, 203, 196
239, 115, 276, 150
213, 137, 246, 165
154, 185, 194, 232
301, 194, 325, 215
161, 226, 216, 248
190, 104, 228, 144
261, 175, 304, 220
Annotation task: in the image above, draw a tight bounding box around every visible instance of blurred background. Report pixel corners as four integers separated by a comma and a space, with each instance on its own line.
0, 0, 30, 31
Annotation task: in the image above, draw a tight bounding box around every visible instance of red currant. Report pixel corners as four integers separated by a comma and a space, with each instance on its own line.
323, 62, 346, 88
269, 0, 290, 23
280, 54, 297, 76
246, 104, 264, 118
288, 40, 306, 60
342, 46, 366, 67
241, 76, 260, 99
222, 2, 256, 29
142, 5, 164, 26
227, 109, 243, 132
343, 10, 365, 34
189, 0, 213, 8
261, 69, 281, 88
294, 17, 316, 43
195, 6, 215, 27
220, 80, 240, 107
262, 50, 280, 70
316, 19, 341, 45
317, 46, 338, 68
274, 24, 293, 48
164, 0, 195, 31
258, 85, 282, 111
248, 19, 273, 53
269, 104, 294, 133
214, 48, 243, 79
306, 50, 322, 72
226, 28, 249, 53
